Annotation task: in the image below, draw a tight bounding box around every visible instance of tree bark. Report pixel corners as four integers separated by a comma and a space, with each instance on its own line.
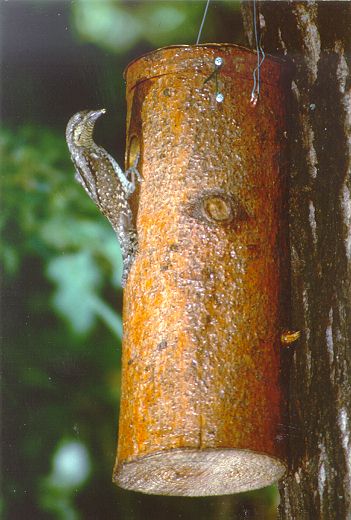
115, 44, 290, 497
241, 1, 351, 518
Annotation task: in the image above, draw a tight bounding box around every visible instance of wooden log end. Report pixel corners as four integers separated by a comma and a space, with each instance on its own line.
114, 448, 286, 496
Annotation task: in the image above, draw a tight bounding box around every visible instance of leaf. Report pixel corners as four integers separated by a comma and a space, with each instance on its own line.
73, 1, 142, 52
47, 251, 103, 335
90, 295, 123, 340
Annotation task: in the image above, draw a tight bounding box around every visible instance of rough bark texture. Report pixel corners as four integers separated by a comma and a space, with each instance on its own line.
242, 1, 351, 518
114, 44, 290, 496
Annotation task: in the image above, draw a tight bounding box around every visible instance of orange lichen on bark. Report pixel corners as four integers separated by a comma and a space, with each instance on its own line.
281, 329, 301, 345
113, 44, 291, 496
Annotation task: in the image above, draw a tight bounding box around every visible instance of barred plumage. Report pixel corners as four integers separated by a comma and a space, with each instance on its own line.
66, 109, 141, 287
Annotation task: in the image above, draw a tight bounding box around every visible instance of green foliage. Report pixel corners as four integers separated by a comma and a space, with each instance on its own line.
2, 126, 123, 519
1, 125, 123, 337
48, 251, 103, 334
71, 0, 241, 53
72, 0, 202, 52
39, 440, 92, 519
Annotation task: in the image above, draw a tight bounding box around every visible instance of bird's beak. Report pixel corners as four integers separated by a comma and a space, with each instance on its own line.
88, 108, 106, 122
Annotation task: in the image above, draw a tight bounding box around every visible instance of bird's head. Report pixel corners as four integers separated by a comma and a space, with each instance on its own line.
66, 108, 106, 149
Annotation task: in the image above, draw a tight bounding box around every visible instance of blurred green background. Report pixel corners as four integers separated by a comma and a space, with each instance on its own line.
1, 1, 279, 518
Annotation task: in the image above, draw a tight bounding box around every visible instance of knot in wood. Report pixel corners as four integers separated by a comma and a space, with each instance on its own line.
185, 189, 248, 228
203, 195, 232, 223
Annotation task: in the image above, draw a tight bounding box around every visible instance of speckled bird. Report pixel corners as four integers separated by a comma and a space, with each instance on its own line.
66, 109, 141, 287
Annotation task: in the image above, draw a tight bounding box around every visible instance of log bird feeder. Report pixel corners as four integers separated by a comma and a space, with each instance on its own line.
113, 44, 291, 496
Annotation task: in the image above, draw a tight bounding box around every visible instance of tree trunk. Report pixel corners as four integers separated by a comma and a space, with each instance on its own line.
241, 1, 351, 518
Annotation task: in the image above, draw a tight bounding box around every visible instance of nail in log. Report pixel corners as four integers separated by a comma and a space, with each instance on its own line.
113, 44, 291, 496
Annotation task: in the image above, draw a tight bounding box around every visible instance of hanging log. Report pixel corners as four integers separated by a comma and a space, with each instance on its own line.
113, 44, 291, 496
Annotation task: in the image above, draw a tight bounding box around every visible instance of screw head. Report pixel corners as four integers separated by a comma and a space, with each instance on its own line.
216, 92, 224, 103
214, 56, 223, 67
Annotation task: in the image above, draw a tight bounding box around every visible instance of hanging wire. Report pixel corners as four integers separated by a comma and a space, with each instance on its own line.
203, 56, 224, 102
196, 0, 211, 44
250, 0, 266, 106
203, 57, 222, 85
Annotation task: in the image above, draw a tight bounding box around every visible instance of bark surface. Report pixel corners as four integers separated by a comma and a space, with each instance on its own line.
241, 1, 351, 518
115, 44, 290, 497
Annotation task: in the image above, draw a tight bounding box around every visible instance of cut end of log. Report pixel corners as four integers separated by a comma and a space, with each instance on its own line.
114, 448, 286, 496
